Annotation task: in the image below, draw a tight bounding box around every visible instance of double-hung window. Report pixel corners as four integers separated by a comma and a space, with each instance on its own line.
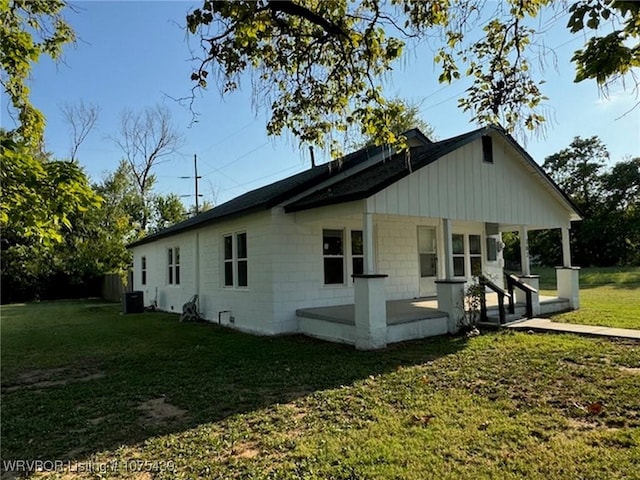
469, 234, 482, 276
452, 234, 465, 277
141, 256, 147, 285
452, 234, 483, 278
323, 229, 364, 285
223, 232, 248, 288
323, 229, 344, 284
168, 247, 180, 285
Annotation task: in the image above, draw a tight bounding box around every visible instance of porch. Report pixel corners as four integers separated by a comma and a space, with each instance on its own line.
296, 294, 571, 346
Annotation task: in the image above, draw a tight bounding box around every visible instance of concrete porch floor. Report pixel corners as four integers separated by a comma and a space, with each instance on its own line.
296, 293, 569, 326
297, 297, 447, 325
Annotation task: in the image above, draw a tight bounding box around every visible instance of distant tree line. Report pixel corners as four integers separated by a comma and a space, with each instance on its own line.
1, 106, 211, 303
505, 136, 640, 268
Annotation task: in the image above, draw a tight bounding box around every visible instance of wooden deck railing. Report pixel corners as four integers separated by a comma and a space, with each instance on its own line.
478, 276, 511, 325
506, 274, 537, 319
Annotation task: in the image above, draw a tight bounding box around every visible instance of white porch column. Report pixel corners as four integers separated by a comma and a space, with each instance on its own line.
354, 275, 388, 349
556, 267, 580, 309
557, 226, 579, 309
363, 212, 375, 274
436, 280, 465, 334
519, 226, 530, 276
561, 227, 572, 267
441, 218, 454, 279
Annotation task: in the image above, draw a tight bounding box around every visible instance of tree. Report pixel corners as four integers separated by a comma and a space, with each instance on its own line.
0, 130, 102, 303
151, 193, 187, 233
1, 1, 105, 252
1, 0, 75, 146
60, 101, 100, 162
95, 160, 146, 242
112, 105, 183, 231
530, 139, 640, 267
542, 136, 609, 212
186, 1, 639, 154
358, 98, 436, 148
0, 130, 101, 247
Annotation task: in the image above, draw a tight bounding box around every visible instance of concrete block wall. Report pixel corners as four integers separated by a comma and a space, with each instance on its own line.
197, 211, 275, 335
131, 204, 506, 338
269, 204, 364, 334
375, 214, 436, 300
131, 231, 197, 314
131, 211, 277, 335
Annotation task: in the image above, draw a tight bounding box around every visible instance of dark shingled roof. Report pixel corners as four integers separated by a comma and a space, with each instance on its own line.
128, 125, 581, 248
285, 125, 582, 218
284, 129, 481, 212
127, 140, 390, 247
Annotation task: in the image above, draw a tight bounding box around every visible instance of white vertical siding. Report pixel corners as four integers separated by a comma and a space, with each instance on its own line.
371, 134, 572, 228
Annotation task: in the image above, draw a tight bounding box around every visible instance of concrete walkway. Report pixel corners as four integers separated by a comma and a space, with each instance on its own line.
506, 318, 640, 340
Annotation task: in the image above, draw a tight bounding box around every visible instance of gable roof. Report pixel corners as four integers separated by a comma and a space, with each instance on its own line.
283, 129, 480, 212
128, 125, 581, 248
285, 125, 582, 218
127, 133, 403, 248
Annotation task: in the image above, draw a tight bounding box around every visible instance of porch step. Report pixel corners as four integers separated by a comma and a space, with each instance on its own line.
479, 313, 524, 327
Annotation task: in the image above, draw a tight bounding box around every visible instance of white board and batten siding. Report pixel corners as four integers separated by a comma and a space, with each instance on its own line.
371, 134, 574, 230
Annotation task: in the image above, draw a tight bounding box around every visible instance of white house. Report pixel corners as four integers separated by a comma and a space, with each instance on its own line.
128, 126, 581, 349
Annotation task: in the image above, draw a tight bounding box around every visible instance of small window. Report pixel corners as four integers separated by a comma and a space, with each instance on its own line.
452, 234, 465, 277
168, 247, 180, 285
351, 230, 364, 276
482, 135, 493, 163
223, 232, 248, 288
141, 256, 147, 285
323, 229, 344, 284
486, 237, 497, 262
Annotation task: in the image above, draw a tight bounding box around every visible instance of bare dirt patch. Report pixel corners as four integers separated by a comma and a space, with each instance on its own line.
1, 367, 105, 393
618, 366, 640, 374
136, 397, 187, 426
232, 442, 260, 459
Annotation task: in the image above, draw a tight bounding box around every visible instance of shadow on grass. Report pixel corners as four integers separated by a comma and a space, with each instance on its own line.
0, 302, 469, 464
539, 282, 640, 291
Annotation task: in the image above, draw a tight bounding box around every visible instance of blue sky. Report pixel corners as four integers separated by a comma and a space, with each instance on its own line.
3, 1, 639, 207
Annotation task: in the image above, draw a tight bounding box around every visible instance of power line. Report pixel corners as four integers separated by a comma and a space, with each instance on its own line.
198, 141, 270, 179
179, 154, 203, 212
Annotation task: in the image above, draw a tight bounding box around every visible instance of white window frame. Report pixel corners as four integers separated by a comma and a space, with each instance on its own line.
323, 228, 345, 286
452, 233, 466, 277
168, 247, 180, 285
452, 233, 484, 279
322, 228, 365, 286
351, 230, 364, 278
223, 231, 248, 288
468, 234, 483, 277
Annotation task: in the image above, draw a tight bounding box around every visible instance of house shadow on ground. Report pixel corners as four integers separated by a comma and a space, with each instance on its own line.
0, 303, 470, 469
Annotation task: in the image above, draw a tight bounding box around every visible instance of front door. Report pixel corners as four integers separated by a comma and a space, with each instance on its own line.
418, 226, 437, 297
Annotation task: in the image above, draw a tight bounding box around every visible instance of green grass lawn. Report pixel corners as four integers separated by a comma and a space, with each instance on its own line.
1, 300, 639, 479
534, 266, 640, 329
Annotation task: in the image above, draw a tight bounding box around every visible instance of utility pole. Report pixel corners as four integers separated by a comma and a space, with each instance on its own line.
194, 154, 200, 214
180, 154, 203, 215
